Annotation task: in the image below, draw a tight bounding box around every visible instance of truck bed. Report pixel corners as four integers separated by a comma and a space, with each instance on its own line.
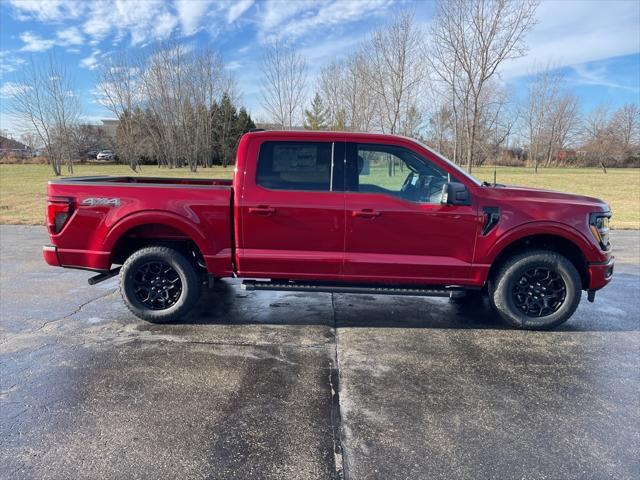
46, 176, 234, 275
50, 175, 233, 187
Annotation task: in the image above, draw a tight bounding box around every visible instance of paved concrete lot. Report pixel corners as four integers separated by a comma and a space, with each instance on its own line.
1, 225, 639, 479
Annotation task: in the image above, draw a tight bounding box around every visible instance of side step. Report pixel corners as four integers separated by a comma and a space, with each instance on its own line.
241, 280, 466, 298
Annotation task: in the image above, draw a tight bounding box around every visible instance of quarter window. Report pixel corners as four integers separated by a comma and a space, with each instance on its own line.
257, 141, 333, 191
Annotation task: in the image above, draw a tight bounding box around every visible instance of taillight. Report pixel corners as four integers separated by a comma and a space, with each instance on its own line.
46, 196, 74, 234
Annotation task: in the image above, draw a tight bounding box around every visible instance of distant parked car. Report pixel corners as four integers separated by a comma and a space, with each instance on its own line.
96, 150, 114, 161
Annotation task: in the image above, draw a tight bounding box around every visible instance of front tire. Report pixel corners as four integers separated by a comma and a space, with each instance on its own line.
490, 250, 582, 330
120, 246, 202, 323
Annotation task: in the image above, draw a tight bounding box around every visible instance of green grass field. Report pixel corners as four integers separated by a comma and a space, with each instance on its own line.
0, 163, 638, 228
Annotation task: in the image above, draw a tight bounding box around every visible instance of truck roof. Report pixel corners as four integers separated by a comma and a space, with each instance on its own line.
243, 129, 411, 143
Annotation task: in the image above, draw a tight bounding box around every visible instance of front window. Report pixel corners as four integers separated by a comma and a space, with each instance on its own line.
346, 143, 448, 204
412, 139, 482, 187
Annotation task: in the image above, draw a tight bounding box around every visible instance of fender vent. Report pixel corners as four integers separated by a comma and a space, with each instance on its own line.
482, 207, 500, 235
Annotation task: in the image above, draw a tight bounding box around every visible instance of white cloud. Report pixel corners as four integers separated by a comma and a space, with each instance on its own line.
227, 0, 254, 24
175, 0, 214, 35
0, 82, 31, 98
17, 27, 83, 53
0, 53, 26, 75
258, 0, 392, 43
0, 112, 25, 137
19, 32, 56, 52
8, 0, 85, 22
570, 62, 639, 91
56, 26, 84, 46
80, 49, 101, 70
82, 0, 177, 45
154, 12, 178, 39
225, 60, 242, 70
500, 0, 640, 79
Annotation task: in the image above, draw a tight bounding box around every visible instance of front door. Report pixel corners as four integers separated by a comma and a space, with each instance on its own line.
237, 139, 345, 281
343, 141, 478, 285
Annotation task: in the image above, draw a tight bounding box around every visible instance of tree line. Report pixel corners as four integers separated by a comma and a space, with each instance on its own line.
97, 44, 255, 171
9, 0, 640, 175
260, 2, 639, 171
11, 43, 255, 174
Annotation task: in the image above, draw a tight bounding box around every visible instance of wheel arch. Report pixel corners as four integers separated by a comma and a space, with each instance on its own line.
104, 211, 212, 269
486, 226, 591, 290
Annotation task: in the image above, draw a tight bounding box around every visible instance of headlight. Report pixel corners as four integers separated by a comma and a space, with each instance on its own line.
589, 212, 611, 250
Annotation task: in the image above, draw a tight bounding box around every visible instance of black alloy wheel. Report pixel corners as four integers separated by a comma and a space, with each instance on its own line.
490, 250, 582, 330
511, 267, 567, 317
120, 246, 202, 323
132, 260, 183, 310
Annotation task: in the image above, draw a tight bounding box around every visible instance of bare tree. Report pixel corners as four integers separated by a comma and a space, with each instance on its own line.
611, 103, 640, 150
365, 11, 426, 135
581, 105, 614, 172
318, 52, 377, 131
521, 65, 581, 171
426, 105, 454, 155
543, 93, 579, 167
260, 42, 308, 129
11, 53, 80, 175
476, 81, 517, 165
430, 0, 538, 172
97, 50, 142, 170
20, 131, 43, 151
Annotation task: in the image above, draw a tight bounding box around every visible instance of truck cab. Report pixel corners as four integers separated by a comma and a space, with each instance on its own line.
44, 130, 614, 330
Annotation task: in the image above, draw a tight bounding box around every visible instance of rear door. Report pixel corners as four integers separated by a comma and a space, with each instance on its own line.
236, 137, 346, 281
343, 141, 478, 285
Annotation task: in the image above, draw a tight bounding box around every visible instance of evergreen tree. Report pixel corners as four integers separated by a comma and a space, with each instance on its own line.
236, 107, 256, 134
304, 93, 329, 130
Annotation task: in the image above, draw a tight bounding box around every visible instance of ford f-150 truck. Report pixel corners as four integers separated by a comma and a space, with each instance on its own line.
44, 130, 614, 329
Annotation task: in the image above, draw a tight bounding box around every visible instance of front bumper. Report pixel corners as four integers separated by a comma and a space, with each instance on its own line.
588, 256, 615, 290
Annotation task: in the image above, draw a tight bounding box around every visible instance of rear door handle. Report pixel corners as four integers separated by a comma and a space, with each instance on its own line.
352, 209, 381, 218
248, 205, 276, 215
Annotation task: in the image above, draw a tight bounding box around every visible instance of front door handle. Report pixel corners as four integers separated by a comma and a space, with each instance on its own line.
352, 209, 381, 218
248, 205, 277, 215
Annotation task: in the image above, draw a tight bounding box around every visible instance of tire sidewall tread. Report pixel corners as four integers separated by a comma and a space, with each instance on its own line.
490, 250, 582, 330
119, 246, 201, 323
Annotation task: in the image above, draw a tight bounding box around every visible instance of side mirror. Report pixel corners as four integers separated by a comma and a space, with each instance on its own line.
441, 182, 471, 206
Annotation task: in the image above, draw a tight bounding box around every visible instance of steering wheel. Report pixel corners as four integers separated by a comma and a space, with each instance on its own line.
400, 172, 415, 194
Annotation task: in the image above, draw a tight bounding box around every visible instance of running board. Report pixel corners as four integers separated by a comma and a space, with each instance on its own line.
241, 280, 466, 298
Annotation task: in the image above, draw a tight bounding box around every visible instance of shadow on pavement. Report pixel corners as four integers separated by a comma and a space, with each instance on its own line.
172, 276, 640, 332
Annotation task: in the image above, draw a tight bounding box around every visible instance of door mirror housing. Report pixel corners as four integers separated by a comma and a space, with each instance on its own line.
441, 182, 471, 206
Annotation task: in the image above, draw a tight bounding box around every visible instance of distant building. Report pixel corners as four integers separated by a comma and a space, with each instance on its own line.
101, 119, 119, 140
0, 135, 32, 158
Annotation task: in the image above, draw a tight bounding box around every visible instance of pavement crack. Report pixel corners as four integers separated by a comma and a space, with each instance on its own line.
38, 289, 118, 331
329, 292, 347, 480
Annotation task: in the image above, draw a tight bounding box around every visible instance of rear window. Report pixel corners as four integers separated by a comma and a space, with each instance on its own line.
256, 141, 332, 191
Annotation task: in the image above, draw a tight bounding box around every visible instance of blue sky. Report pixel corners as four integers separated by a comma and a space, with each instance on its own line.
0, 0, 639, 136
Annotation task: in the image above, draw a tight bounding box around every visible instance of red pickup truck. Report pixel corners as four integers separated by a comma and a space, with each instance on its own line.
44, 130, 614, 329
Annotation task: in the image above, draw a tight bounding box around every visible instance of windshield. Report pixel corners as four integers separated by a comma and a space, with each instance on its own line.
410, 138, 482, 186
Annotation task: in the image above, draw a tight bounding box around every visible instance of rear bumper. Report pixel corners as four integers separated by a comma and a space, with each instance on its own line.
43, 245, 110, 271
43, 245, 61, 267
588, 256, 615, 290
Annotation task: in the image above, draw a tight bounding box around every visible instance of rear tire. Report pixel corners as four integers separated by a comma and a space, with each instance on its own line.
490, 250, 581, 330
120, 246, 201, 323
